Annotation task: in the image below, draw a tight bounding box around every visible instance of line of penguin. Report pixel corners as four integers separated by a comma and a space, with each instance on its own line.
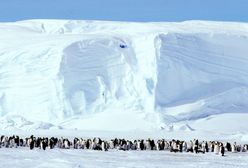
1, 135, 248, 156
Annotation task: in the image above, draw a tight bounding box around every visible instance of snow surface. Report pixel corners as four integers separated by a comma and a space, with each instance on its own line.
1, 148, 248, 168
0, 20, 248, 139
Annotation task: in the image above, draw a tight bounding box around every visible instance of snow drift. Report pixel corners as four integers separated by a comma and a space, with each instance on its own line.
1, 20, 248, 132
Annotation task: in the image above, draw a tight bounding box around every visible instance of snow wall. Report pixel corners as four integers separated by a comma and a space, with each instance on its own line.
1, 20, 248, 130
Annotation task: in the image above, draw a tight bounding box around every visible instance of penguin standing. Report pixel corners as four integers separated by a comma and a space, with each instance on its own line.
205, 141, 209, 152
232, 142, 237, 153
220, 143, 225, 156
193, 139, 199, 153
140, 140, 145, 150
30, 139, 35, 150
214, 142, 220, 154
41, 139, 47, 150
183, 141, 187, 152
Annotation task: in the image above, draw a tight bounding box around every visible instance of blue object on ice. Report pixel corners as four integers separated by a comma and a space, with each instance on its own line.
120, 44, 127, 48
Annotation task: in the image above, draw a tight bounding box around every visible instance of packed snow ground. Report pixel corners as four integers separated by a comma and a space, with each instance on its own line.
1, 148, 248, 168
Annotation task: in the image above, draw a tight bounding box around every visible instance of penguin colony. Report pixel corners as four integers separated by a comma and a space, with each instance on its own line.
1, 135, 248, 156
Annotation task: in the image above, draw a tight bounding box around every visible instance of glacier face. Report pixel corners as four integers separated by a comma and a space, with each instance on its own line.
0, 20, 248, 131
60, 37, 137, 117
155, 33, 248, 121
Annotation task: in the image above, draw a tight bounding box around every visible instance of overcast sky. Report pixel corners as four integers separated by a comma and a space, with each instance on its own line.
0, 0, 247, 22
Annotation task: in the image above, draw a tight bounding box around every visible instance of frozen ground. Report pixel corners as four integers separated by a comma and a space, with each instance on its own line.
0, 148, 248, 168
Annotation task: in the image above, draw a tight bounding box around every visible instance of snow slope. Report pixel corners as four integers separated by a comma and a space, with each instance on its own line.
1, 20, 248, 134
